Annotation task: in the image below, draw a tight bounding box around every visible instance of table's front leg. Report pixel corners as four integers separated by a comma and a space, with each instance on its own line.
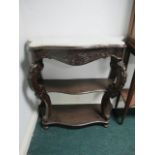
101, 56, 127, 125
101, 92, 113, 125
28, 60, 52, 124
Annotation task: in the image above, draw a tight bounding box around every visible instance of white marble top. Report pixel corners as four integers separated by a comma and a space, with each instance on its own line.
28, 37, 125, 48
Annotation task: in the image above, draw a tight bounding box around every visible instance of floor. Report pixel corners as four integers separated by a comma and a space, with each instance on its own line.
28, 110, 135, 155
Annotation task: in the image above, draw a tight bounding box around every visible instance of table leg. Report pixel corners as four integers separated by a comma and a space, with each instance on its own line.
101, 92, 113, 126
29, 60, 52, 125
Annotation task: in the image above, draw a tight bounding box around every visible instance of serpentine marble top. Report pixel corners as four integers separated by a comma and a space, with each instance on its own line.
28, 37, 125, 48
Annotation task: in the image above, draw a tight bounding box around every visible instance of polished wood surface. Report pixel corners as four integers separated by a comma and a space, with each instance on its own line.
39, 104, 108, 127
41, 79, 113, 94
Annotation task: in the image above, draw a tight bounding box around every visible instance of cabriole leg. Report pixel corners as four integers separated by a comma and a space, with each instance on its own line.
29, 60, 52, 125
101, 92, 113, 124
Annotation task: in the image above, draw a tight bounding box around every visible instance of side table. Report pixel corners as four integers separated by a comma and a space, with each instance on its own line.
28, 41, 127, 128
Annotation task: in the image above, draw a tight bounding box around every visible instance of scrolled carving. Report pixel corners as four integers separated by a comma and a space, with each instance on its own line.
31, 46, 125, 66
28, 61, 52, 122
28, 62, 43, 92
101, 92, 113, 121
101, 56, 127, 122
108, 56, 127, 97
65, 51, 105, 65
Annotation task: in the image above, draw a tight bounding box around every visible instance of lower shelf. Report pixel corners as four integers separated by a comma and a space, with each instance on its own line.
40, 104, 108, 128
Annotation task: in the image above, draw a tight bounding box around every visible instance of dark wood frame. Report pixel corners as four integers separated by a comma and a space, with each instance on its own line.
28, 44, 127, 128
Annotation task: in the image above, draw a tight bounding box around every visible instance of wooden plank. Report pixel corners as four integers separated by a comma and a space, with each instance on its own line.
42, 79, 113, 94
40, 104, 108, 127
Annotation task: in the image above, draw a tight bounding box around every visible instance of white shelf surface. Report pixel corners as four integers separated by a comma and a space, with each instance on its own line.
28, 36, 125, 48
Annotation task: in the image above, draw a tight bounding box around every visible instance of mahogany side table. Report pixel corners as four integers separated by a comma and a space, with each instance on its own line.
28, 41, 127, 128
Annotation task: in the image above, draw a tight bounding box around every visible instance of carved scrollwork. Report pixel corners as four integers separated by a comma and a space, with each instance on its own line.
28, 61, 52, 122
107, 56, 127, 97
65, 51, 108, 65
31, 46, 125, 66
101, 56, 127, 121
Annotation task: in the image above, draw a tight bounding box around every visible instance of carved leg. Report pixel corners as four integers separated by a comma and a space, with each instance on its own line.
101, 57, 119, 124
101, 92, 113, 123
40, 120, 49, 129
29, 61, 52, 125
102, 56, 127, 125
115, 92, 121, 109
109, 56, 120, 81
38, 95, 52, 123
38, 101, 45, 118
39, 92, 52, 123
43, 126, 49, 129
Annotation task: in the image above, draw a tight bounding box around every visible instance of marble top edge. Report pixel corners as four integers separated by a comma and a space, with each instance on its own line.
28, 39, 126, 49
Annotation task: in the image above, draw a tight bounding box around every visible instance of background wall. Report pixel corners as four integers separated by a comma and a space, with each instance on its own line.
20, 0, 134, 149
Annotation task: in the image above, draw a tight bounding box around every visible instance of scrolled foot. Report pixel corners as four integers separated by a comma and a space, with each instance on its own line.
43, 125, 49, 129
104, 124, 109, 128
41, 120, 49, 129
